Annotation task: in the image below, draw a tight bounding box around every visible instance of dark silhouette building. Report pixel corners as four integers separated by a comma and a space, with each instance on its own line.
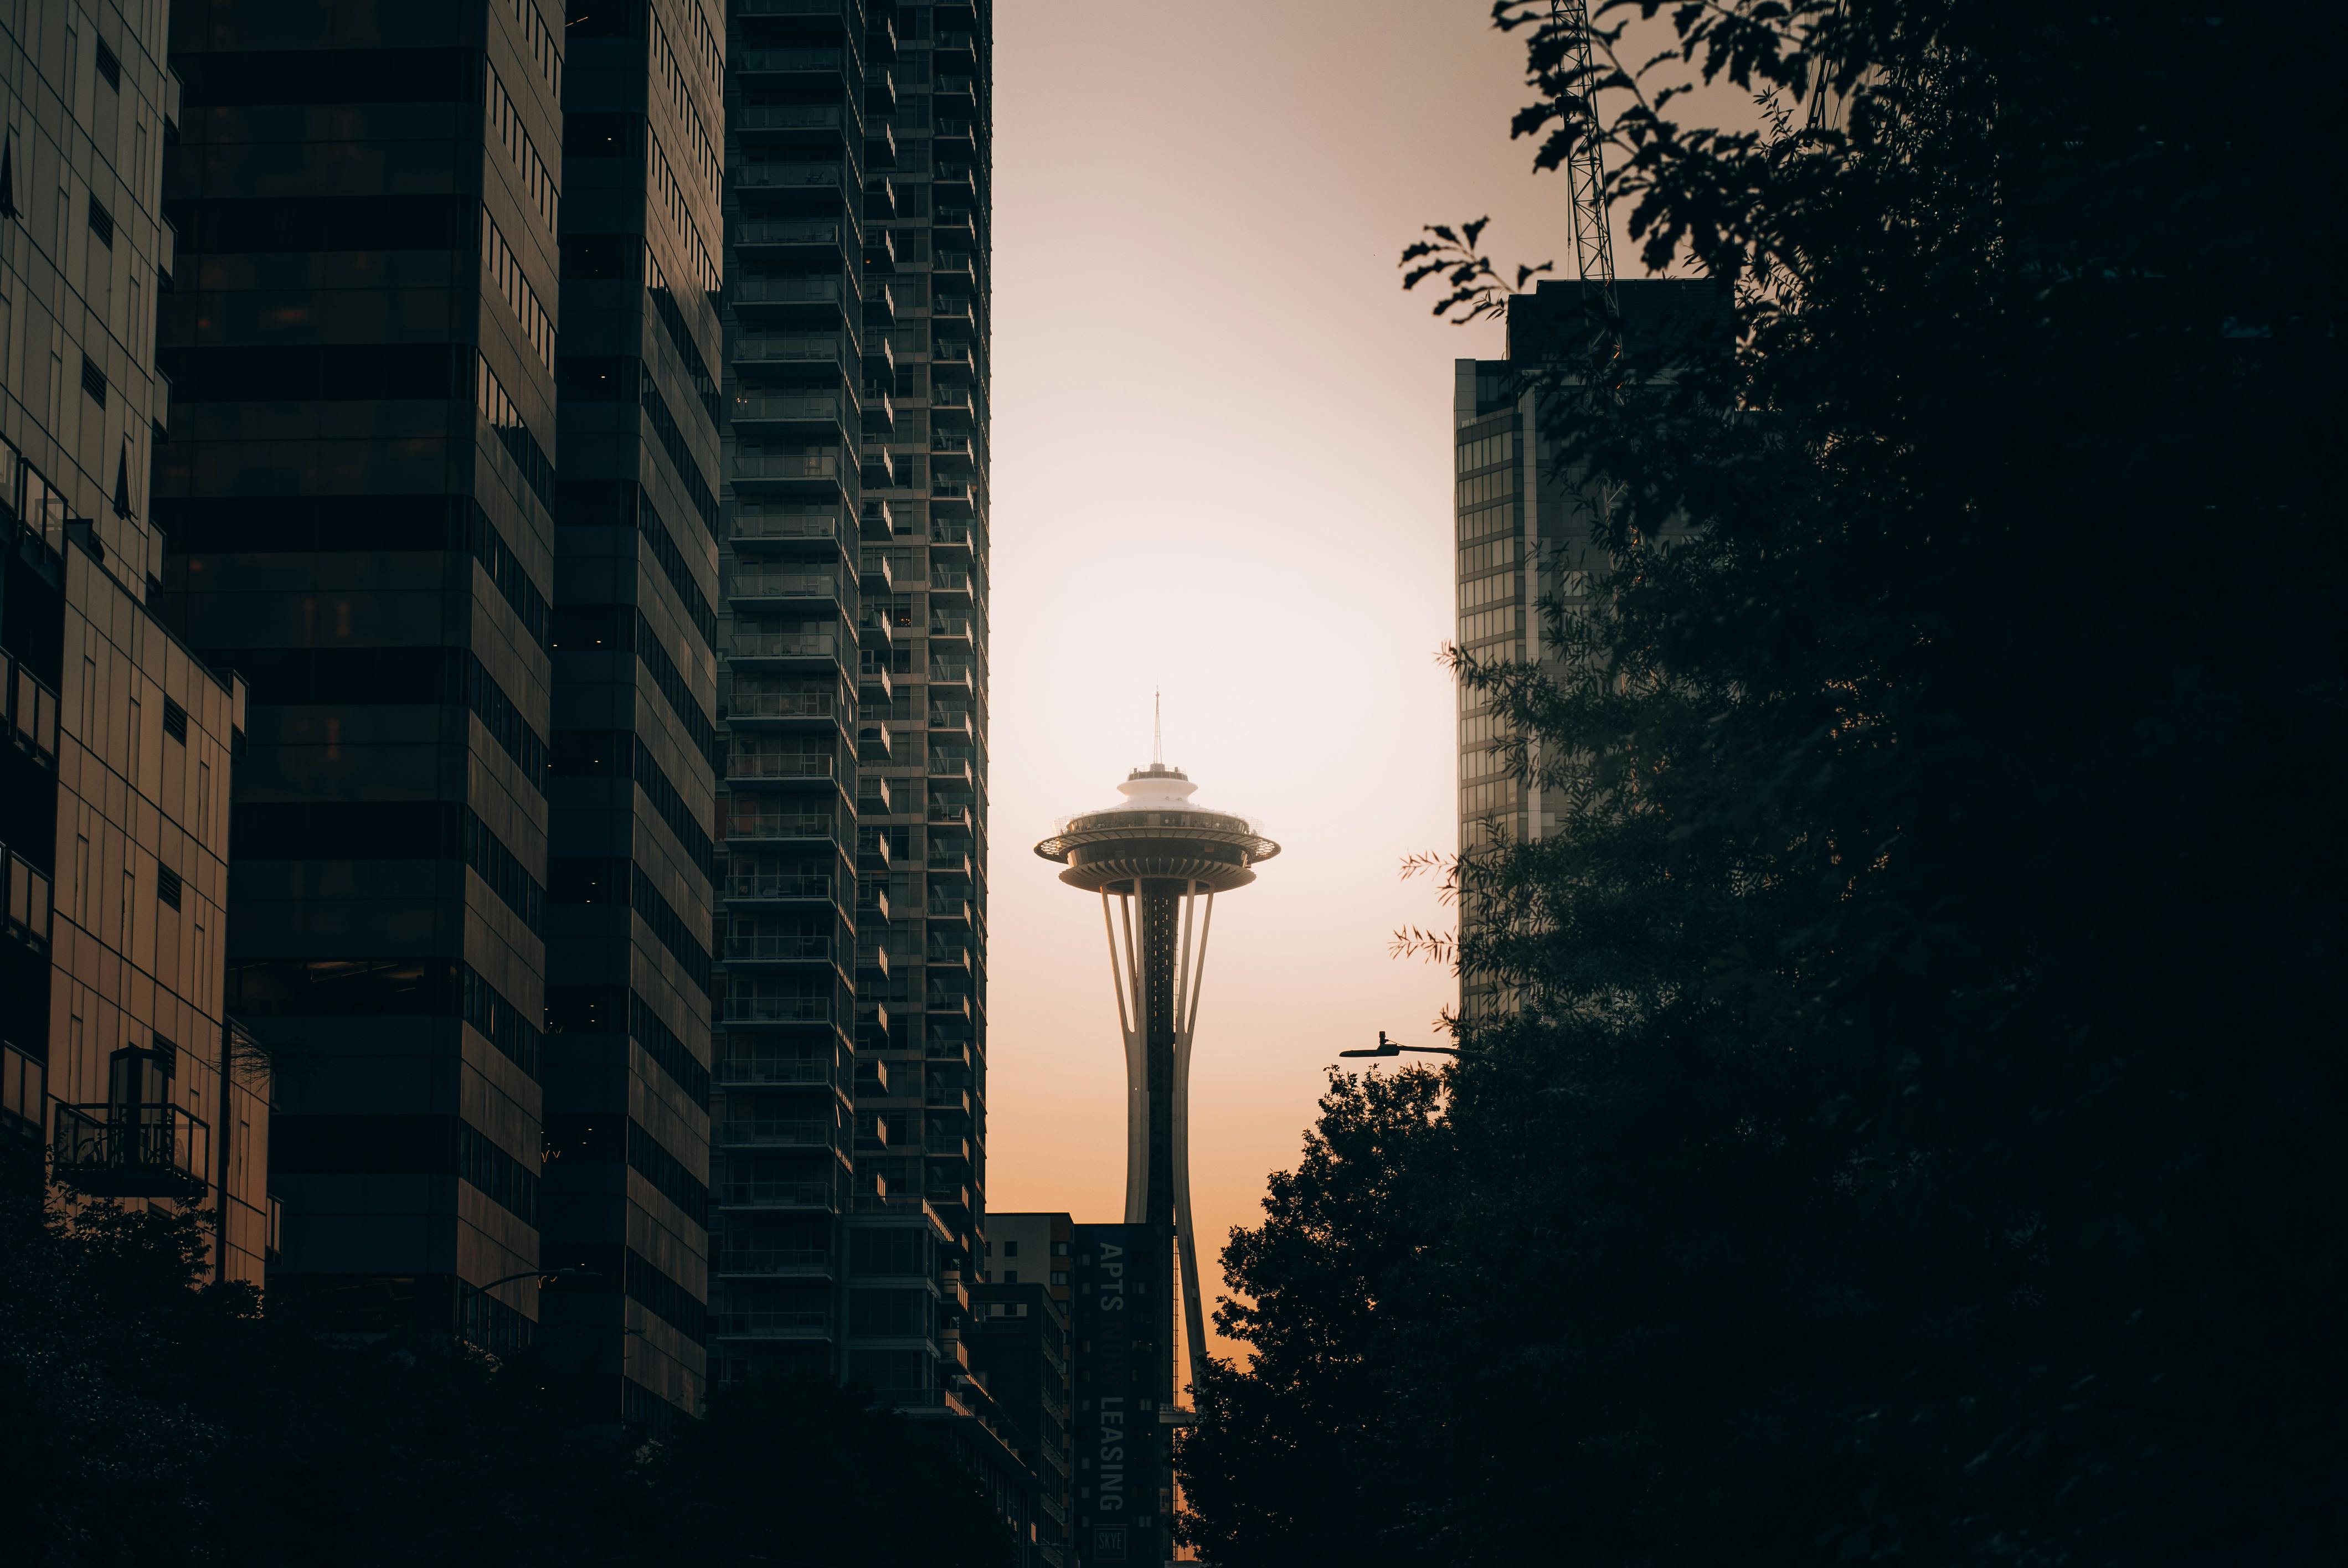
155, 0, 578, 1359
535, 0, 727, 1424
978, 1211, 1075, 1565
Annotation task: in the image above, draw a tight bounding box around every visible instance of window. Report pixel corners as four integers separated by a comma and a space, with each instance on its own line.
94, 38, 121, 89
87, 195, 113, 247
162, 697, 187, 742
81, 355, 107, 407
157, 866, 182, 910
1003, 1239, 1019, 1257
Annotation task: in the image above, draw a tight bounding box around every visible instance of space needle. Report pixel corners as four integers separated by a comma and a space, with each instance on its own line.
1034, 706, 1280, 1395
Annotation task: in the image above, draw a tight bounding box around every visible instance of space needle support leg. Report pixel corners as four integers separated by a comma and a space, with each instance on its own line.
1115, 889, 1150, 1225
1171, 884, 1214, 1396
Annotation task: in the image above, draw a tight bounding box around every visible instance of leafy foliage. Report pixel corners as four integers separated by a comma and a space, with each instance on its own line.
0, 1157, 1014, 1568
1181, 2, 2346, 1563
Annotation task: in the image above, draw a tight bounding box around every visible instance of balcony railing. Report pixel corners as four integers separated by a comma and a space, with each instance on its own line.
727, 869, 834, 901
727, 571, 840, 602
717, 1118, 833, 1147
725, 690, 836, 722
723, 995, 833, 1025
723, 812, 836, 842
724, 932, 834, 963
732, 506, 844, 544
51, 1102, 209, 1197
717, 1054, 836, 1086
715, 1248, 833, 1275
717, 1179, 836, 1210
726, 749, 836, 781
730, 391, 848, 426
928, 660, 974, 685
929, 568, 972, 592
928, 616, 974, 639
729, 632, 838, 661
712, 1311, 831, 1339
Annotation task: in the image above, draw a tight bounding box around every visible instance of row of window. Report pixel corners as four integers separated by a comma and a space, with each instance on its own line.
482, 212, 555, 372
475, 352, 557, 515
650, 4, 720, 201
1459, 498, 1518, 545
273, 1113, 539, 1225
550, 728, 717, 878
548, 603, 718, 764
207, 644, 548, 791
543, 1114, 709, 1228
1456, 428, 1515, 474
1459, 535, 1518, 577
229, 800, 547, 937
544, 984, 712, 1106
547, 857, 713, 995
486, 65, 558, 235
1461, 779, 1521, 819
507, 0, 562, 99
1458, 602, 1521, 646
229, 958, 543, 1077
1456, 468, 1516, 510
648, 126, 721, 296
1459, 709, 1511, 749
1459, 571, 1519, 612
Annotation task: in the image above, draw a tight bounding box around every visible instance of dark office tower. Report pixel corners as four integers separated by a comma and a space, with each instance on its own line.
156, 1, 564, 1352
977, 1212, 1076, 1566
1070, 1222, 1175, 1568
540, 0, 724, 1427
2, 0, 269, 1280
1451, 278, 1726, 1020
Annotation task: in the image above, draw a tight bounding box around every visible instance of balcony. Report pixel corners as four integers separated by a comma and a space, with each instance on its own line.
726, 569, 840, 608
929, 565, 974, 595
863, 280, 897, 326
857, 723, 894, 762
861, 388, 896, 434
925, 945, 970, 974
926, 800, 972, 828
926, 1085, 972, 1116
732, 333, 858, 375
723, 932, 835, 965
928, 435, 975, 471
928, 659, 974, 688
729, 390, 851, 439
857, 663, 893, 703
735, 159, 857, 198
724, 746, 836, 783
732, 506, 845, 546
722, 995, 833, 1027
724, 688, 839, 725
926, 847, 973, 879
730, 218, 856, 259
51, 1103, 209, 1198
729, 629, 841, 664
858, 608, 895, 649
721, 810, 836, 845
866, 121, 898, 167
858, 828, 893, 868
926, 895, 972, 926
714, 1248, 834, 1277
935, 119, 977, 154
712, 1310, 833, 1339
933, 251, 975, 285
929, 482, 976, 512
3, 847, 54, 953
731, 102, 861, 141
928, 615, 975, 643
855, 943, 890, 979
856, 777, 894, 817
927, 759, 974, 793
725, 867, 835, 902
859, 498, 894, 538
855, 1059, 892, 1097
713, 1249, 836, 1277
717, 1053, 837, 1088
855, 885, 891, 923
717, 1118, 835, 1149
857, 550, 896, 592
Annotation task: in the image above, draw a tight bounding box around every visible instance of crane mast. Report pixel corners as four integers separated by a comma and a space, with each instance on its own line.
1551, 0, 1621, 366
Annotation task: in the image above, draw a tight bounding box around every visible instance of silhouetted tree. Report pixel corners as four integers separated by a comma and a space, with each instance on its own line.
1179, 1, 2345, 1562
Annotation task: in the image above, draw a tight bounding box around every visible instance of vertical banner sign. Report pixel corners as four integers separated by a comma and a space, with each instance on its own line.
1074, 1223, 1171, 1565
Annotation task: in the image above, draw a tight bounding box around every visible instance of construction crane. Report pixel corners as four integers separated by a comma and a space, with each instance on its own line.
1551, 0, 1622, 371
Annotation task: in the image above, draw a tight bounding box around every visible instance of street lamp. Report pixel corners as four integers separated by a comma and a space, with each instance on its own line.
459, 1265, 604, 1301
1338, 1030, 1460, 1060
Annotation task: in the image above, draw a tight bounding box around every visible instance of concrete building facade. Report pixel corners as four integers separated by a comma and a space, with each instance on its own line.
2, 0, 268, 1279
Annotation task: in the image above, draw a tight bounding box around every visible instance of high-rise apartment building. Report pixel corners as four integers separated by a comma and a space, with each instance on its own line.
712, 0, 992, 1411
2, 0, 268, 1278
542, 0, 727, 1425
1451, 278, 1728, 1018
157, 0, 571, 1355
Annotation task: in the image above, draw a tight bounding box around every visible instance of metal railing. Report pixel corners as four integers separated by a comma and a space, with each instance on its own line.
716, 1182, 836, 1210
723, 933, 834, 963
716, 1119, 833, 1147
715, 1249, 833, 1274
725, 690, 835, 721
729, 632, 838, 660
722, 996, 833, 1025
52, 1102, 210, 1197
3, 847, 53, 946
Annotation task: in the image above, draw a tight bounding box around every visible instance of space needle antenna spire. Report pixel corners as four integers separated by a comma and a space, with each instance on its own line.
1153, 689, 1163, 766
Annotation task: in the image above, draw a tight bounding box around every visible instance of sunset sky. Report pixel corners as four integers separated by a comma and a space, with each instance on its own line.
979, 1, 1633, 1353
